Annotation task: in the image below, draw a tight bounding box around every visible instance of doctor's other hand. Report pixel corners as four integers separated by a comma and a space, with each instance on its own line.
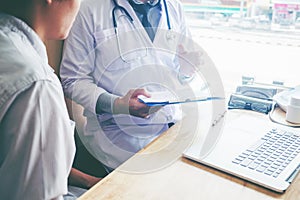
177, 44, 203, 67
177, 44, 203, 83
113, 89, 162, 118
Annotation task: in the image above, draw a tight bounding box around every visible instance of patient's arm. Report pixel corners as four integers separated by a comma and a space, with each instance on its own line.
68, 168, 102, 189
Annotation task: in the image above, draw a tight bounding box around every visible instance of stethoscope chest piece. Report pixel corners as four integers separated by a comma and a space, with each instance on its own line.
166, 31, 176, 42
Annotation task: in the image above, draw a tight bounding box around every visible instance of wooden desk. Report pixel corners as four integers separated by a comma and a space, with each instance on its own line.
78, 109, 300, 200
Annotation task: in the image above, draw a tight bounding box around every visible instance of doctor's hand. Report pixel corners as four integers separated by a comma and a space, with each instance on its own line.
177, 44, 203, 84
113, 89, 162, 118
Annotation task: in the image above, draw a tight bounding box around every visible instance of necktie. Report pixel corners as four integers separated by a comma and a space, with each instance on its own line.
129, 2, 155, 41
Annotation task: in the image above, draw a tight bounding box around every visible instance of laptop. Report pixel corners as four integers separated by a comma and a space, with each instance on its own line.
183, 110, 300, 193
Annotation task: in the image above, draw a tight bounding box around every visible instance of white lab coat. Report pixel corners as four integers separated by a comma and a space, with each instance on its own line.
60, 0, 191, 169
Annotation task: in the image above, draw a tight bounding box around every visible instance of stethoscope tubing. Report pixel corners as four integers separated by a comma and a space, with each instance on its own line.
162, 0, 171, 30
112, 1, 133, 29
112, 0, 171, 30
111, 0, 173, 63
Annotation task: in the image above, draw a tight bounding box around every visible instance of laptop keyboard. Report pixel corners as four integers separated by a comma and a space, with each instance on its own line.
232, 128, 300, 178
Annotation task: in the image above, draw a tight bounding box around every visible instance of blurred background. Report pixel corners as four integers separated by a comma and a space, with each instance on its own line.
180, 0, 300, 93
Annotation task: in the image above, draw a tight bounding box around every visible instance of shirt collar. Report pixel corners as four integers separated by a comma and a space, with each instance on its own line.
129, 0, 160, 6
0, 12, 48, 63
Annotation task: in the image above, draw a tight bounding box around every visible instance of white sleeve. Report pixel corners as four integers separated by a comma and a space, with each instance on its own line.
178, 0, 192, 37
60, 11, 106, 114
0, 80, 75, 200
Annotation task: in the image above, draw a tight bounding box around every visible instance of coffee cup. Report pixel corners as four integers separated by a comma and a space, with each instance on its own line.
286, 94, 300, 124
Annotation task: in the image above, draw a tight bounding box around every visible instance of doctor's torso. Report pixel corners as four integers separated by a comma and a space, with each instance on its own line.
80, 0, 187, 95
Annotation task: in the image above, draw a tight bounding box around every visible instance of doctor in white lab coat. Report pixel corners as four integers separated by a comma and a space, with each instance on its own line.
60, 0, 194, 170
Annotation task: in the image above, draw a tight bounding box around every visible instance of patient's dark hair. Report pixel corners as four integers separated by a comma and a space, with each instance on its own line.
0, 0, 30, 10
0, 0, 32, 18
0, 1, 22, 7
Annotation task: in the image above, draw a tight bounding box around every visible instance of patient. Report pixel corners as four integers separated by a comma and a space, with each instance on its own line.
0, 0, 99, 199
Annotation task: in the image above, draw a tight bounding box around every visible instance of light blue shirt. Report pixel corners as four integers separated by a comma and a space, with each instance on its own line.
130, 0, 162, 36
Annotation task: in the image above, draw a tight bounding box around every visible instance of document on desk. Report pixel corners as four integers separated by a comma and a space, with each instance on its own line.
138, 92, 224, 106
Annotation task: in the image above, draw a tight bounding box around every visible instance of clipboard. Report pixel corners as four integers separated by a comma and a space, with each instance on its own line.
138, 96, 224, 106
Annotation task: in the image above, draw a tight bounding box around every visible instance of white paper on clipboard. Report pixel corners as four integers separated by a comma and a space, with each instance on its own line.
138, 91, 224, 107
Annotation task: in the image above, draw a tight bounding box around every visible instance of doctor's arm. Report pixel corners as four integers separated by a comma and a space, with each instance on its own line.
60, 10, 107, 114
96, 88, 161, 118
60, 8, 161, 118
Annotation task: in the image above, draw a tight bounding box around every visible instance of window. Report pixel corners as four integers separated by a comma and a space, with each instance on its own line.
182, 0, 300, 94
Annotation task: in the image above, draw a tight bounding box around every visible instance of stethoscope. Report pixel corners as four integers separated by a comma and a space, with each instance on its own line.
111, 0, 175, 63
112, 0, 171, 31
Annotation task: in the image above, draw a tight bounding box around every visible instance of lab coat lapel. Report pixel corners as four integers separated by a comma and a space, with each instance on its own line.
153, 0, 179, 52
152, 0, 167, 45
